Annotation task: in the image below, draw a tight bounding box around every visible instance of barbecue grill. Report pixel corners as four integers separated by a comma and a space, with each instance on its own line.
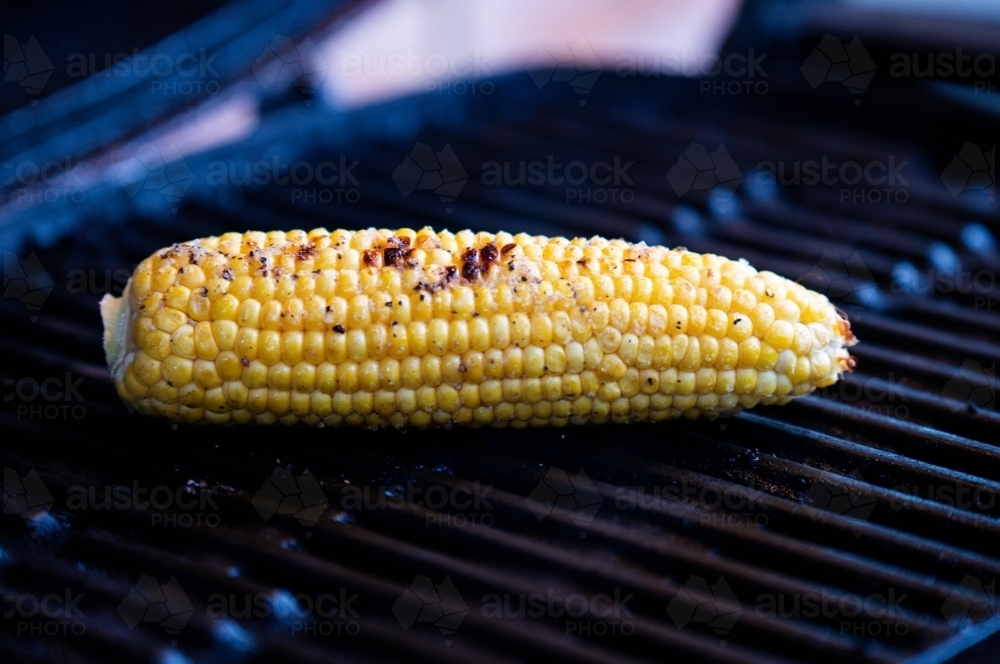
2, 1, 998, 662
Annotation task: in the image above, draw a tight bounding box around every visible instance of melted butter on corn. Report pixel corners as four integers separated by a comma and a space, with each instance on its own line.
100, 227, 857, 427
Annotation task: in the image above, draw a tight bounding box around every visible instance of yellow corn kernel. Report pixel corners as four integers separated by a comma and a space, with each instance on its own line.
102, 227, 856, 426
765, 320, 795, 350
153, 307, 187, 334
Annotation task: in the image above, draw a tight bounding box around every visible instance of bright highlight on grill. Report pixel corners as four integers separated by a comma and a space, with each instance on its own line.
101, 227, 857, 426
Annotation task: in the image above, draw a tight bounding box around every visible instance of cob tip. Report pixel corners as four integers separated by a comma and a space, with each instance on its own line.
834, 308, 858, 374
100, 288, 132, 387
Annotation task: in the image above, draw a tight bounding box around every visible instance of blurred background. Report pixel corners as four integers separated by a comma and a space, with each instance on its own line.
2, 0, 998, 662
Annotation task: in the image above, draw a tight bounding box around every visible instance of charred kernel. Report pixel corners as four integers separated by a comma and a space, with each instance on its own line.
462, 262, 481, 281
102, 226, 856, 426
384, 247, 406, 267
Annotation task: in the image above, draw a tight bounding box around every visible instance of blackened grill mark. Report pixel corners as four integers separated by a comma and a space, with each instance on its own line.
501, 243, 516, 255
363, 250, 379, 267
481, 243, 499, 264
333, 324, 345, 333
384, 247, 405, 267
462, 247, 479, 263
296, 243, 318, 260
462, 262, 481, 280
445, 265, 457, 280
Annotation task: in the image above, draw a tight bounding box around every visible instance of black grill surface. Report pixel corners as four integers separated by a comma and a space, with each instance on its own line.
1, 5, 998, 663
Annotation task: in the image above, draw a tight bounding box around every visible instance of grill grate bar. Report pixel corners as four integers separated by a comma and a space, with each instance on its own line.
737, 413, 1000, 507
791, 397, 1000, 471
849, 343, 998, 387
852, 315, 1000, 362
353, 491, 917, 663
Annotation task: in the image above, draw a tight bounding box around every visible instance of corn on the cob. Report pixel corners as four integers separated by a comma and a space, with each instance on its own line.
100, 227, 856, 427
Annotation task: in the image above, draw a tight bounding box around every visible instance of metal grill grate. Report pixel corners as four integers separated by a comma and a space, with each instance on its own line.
2, 8, 998, 663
